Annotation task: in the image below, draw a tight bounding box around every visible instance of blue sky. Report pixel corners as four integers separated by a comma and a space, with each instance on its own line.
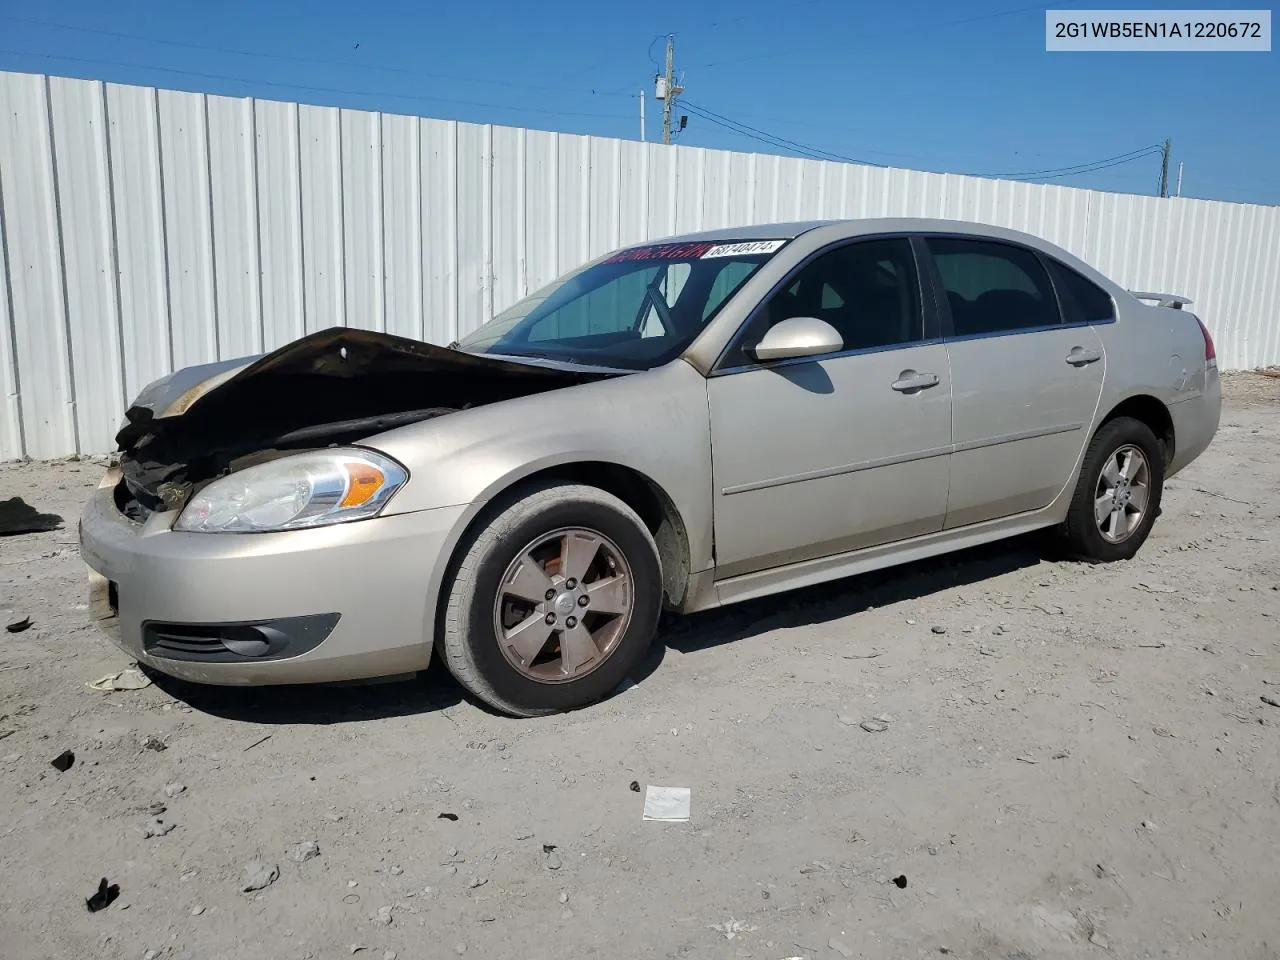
1, 1, 1276, 204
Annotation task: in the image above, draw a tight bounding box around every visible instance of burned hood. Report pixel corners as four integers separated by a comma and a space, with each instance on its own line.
116, 327, 619, 509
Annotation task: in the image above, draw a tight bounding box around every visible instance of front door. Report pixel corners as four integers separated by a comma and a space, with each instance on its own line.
923, 235, 1107, 529
707, 237, 953, 580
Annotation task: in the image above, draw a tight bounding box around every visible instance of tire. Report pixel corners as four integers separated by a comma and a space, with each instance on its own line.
438, 482, 662, 717
1059, 416, 1165, 562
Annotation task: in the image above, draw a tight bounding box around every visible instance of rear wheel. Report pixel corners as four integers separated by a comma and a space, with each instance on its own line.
1060, 416, 1165, 561
439, 483, 662, 717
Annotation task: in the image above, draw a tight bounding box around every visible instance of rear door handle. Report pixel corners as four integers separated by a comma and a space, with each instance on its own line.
891, 371, 940, 393
1066, 346, 1101, 366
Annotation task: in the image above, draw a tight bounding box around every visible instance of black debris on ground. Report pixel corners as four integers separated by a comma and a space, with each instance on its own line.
85, 878, 120, 912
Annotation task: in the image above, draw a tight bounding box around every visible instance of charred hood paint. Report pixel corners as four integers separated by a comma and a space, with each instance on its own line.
116, 327, 618, 510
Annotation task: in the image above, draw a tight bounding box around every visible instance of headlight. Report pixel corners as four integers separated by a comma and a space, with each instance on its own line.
174, 449, 408, 534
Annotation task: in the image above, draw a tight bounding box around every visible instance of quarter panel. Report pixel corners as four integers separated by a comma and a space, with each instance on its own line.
1093, 300, 1205, 415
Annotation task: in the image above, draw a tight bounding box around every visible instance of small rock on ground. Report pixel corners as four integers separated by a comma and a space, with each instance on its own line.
139, 818, 175, 839
241, 861, 279, 892
291, 840, 321, 863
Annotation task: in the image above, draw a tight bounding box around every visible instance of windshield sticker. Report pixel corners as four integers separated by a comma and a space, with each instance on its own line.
602, 241, 715, 263
701, 239, 787, 258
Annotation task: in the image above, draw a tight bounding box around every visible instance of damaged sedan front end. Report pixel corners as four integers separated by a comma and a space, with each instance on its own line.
113, 327, 614, 523
77, 226, 788, 709
81, 326, 619, 685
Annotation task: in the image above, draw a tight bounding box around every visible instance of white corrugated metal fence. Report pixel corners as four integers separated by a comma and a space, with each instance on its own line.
2, 70, 1278, 458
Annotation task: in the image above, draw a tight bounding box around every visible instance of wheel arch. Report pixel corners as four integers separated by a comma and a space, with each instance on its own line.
1098, 394, 1175, 466
429, 459, 694, 652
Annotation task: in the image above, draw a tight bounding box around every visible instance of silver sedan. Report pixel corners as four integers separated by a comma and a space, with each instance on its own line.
79, 218, 1221, 715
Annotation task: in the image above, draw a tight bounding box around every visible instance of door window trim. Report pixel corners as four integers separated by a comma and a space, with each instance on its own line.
710, 232, 943, 376
917, 232, 1118, 342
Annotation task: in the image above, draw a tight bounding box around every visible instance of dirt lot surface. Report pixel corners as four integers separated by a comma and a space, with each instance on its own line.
2, 373, 1278, 960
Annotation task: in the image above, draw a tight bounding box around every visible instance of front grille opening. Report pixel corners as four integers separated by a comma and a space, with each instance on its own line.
113, 478, 155, 524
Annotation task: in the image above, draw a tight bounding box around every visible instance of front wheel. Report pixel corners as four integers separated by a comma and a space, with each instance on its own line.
1059, 416, 1165, 562
438, 483, 662, 717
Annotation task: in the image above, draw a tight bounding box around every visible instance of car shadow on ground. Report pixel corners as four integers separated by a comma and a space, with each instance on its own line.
663, 533, 1049, 655
151, 534, 1048, 725
147, 664, 469, 725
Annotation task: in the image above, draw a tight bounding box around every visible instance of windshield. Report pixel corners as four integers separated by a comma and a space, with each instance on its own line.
454, 239, 788, 370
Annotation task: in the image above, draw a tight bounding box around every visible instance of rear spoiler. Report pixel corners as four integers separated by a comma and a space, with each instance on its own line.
1130, 291, 1193, 310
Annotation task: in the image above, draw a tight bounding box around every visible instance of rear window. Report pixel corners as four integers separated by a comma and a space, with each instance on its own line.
926, 237, 1061, 336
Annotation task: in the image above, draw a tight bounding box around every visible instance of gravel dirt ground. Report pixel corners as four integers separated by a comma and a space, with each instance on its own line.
2, 373, 1278, 960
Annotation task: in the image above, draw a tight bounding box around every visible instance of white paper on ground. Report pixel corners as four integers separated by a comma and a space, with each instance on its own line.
642, 785, 691, 822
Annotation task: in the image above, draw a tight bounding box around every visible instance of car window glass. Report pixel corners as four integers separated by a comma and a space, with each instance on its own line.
528, 266, 660, 342
1045, 258, 1115, 324
728, 237, 923, 366
927, 237, 1061, 336
702, 261, 758, 319
456, 238, 782, 370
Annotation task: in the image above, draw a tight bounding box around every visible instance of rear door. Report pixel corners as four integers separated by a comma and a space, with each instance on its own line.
924, 236, 1107, 529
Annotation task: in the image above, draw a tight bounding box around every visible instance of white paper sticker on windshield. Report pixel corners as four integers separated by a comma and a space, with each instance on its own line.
701, 239, 787, 258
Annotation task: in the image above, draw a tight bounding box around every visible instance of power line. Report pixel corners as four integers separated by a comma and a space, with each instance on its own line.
0, 48, 635, 122
680, 102, 844, 162
679, 99, 1167, 181
0, 14, 635, 100
1015, 149, 1166, 183
676, 105, 933, 160
682, 99, 1163, 187
681, 99, 884, 166
976, 145, 1164, 181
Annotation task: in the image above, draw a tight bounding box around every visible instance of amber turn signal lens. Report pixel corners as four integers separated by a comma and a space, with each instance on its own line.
339, 462, 385, 508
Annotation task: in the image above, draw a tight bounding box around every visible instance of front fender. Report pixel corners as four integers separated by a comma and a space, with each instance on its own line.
365, 359, 715, 574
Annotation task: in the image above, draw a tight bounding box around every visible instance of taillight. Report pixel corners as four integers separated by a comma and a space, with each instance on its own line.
1197, 317, 1216, 365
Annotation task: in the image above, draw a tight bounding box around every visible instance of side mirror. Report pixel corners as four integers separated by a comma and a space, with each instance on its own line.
751, 317, 843, 362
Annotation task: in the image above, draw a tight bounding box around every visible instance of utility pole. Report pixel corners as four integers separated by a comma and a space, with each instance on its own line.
658, 35, 683, 145
1175, 161, 1184, 197
639, 89, 646, 142
1158, 138, 1171, 197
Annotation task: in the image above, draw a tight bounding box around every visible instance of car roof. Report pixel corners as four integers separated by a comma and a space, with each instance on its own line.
657, 217, 1061, 248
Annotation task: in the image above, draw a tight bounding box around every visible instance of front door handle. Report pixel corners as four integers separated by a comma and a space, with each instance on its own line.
1066, 346, 1101, 366
891, 370, 940, 393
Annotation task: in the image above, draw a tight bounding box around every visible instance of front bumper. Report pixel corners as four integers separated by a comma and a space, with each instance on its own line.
79, 471, 467, 685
